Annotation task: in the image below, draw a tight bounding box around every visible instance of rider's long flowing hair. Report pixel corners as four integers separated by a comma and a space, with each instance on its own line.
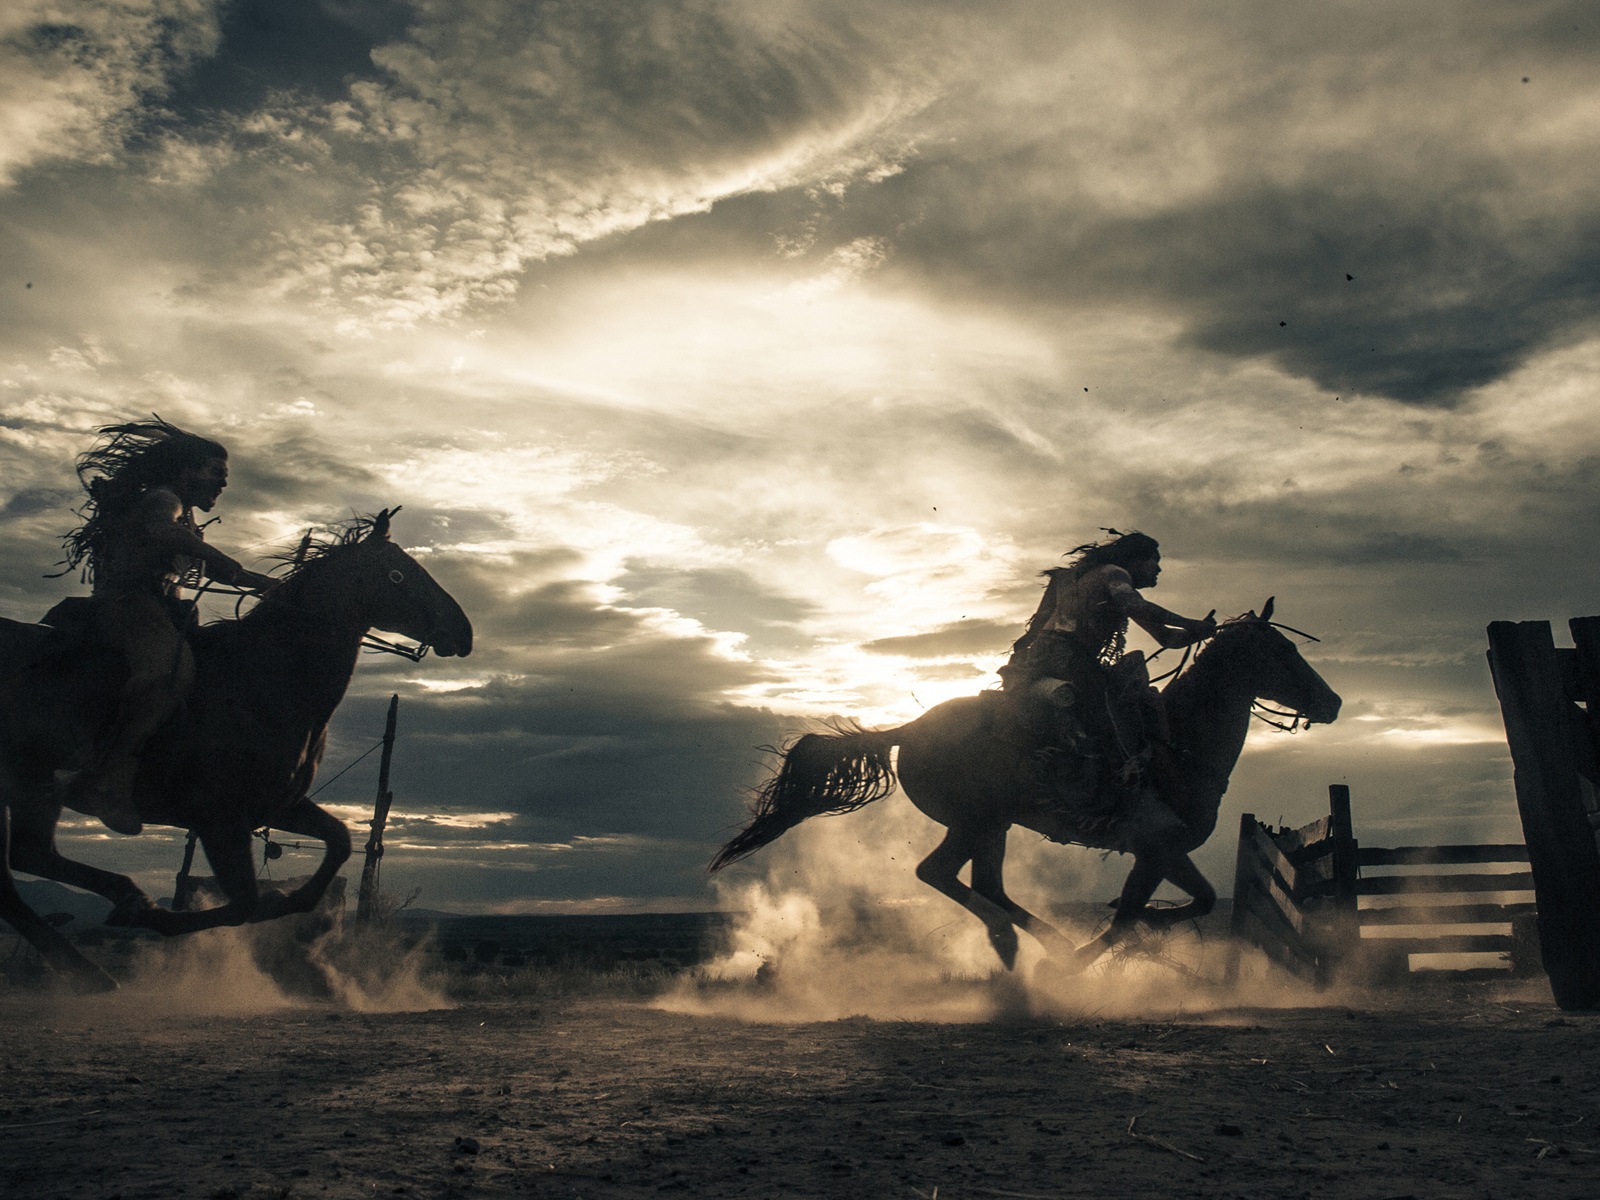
1005, 529, 1160, 668
54, 416, 228, 581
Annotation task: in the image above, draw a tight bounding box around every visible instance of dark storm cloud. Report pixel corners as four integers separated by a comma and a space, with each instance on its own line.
1091, 183, 1600, 406
164, 0, 414, 118
617, 563, 817, 638
822, 150, 1600, 407
862, 617, 1012, 658
0, 487, 73, 520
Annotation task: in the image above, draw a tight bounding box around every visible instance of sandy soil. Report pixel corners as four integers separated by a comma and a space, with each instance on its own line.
2, 968, 1596, 1200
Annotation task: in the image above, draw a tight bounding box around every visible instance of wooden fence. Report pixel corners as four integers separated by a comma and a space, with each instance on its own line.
1485, 617, 1600, 1010
1227, 785, 1540, 986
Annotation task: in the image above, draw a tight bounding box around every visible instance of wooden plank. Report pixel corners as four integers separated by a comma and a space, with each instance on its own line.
1356, 872, 1535, 896
1246, 821, 1301, 901
1356, 844, 1528, 866
1294, 854, 1336, 885
1358, 933, 1513, 955
1569, 616, 1600, 814
1238, 871, 1306, 940
1358, 901, 1538, 926
1223, 813, 1257, 985
1276, 815, 1332, 858
1233, 902, 1319, 979
1488, 620, 1600, 1009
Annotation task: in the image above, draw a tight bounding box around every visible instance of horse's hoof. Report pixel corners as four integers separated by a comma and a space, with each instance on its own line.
104, 894, 158, 928
67, 963, 119, 993
988, 926, 1020, 971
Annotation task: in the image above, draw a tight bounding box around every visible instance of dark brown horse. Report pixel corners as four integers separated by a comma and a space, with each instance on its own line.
0, 510, 472, 990
713, 603, 1340, 969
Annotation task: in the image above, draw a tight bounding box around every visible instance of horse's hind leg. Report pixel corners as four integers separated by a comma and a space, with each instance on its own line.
0, 802, 118, 991
6, 792, 157, 922
968, 829, 1074, 955
915, 825, 1022, 970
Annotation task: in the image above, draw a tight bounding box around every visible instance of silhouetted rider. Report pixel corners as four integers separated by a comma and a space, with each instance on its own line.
1001, 531, 1215, 804
54, 418, 274, 835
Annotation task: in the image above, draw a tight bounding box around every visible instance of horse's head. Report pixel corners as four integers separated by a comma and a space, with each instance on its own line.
1208, 597, 1340, 726
286, 509, 474, 657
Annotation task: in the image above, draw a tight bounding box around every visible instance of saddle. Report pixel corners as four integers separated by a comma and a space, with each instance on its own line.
981, 676, 1173, 849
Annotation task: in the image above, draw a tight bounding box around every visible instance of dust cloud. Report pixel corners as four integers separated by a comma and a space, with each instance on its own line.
663, 795, 1333, 1023
37, 912, 452, 1020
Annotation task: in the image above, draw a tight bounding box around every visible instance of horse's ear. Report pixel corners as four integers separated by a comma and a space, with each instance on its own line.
1261, 596, 1275, 623
371, 507, 400, 541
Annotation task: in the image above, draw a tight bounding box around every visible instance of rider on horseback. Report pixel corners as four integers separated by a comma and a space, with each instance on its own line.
1000, 530, 1216, 842
53, 418, 275, 836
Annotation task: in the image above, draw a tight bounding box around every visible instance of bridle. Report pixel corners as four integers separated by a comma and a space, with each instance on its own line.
1150, 612, 1325, 732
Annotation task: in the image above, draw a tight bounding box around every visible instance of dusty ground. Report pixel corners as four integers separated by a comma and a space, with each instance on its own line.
2, 969, 1596, 1200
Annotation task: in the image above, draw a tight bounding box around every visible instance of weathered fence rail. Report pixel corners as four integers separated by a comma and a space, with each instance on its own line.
1227, 785, 1539, 986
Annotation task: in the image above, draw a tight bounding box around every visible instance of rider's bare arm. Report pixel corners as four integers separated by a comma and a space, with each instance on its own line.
1104, 568, 1215, 648
132, 489, 272, 590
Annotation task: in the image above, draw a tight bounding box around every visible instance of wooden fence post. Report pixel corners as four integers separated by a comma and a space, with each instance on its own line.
1322, 784, 1360, 983
355, 694, 400, 924
1224, 812, 1255, 985
1487, 621, 1600, 1010
1568, 616, 1600, 858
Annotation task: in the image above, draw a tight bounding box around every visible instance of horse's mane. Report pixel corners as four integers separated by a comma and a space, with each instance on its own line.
1163, 611, 1271, 691
262, 514, 382, 578
190, 515, 382, 649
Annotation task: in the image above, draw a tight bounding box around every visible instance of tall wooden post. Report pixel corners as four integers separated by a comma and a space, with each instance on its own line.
1569, 616, 1600, 856
355, 694, 400, 924
1322, 784, 1360, 984
1487, 621, 1600, 1010
1223, 811, 1256, 985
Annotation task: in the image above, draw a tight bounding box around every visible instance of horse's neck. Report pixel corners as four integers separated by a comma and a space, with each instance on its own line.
1164, 646, 1257, 795
225, 579, 365, 727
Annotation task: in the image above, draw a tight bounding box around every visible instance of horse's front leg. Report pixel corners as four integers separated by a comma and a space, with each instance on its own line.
258, 798, 351, 920
1074, 847, 1217, 966
1140, 849, 1216, 929
110, 821, 268, 935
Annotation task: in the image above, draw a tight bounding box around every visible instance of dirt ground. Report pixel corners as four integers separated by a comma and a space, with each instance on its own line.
2, 968, 1597, 1200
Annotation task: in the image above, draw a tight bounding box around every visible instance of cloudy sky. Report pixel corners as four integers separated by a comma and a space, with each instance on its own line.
3, 0, 1597, 914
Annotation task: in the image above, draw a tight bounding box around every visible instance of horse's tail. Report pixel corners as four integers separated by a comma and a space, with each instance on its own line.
710, 720, 900, 871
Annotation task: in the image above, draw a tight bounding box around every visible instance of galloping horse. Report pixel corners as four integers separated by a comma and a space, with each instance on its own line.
0, 510, 472, 990
713, 602, 1340, 969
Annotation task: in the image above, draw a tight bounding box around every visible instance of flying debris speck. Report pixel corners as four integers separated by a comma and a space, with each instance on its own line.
1346, 274, 1354, 281
1279, 321, 1288, 326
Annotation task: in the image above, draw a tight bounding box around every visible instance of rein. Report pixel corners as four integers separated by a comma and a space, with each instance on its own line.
1155, 615, 1325, 732
188, 581, 432, 661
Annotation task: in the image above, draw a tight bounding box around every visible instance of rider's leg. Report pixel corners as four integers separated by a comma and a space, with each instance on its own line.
1105, 650, 1154, 776
73, 596, 194, 835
